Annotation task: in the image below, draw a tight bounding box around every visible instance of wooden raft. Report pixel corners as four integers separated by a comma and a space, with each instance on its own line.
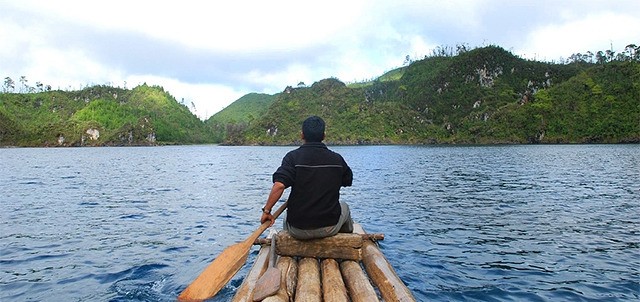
232, 224, 416, 302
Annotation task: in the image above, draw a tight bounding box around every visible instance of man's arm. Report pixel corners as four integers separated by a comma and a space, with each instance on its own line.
260, 181, 286, 225
342, 162, 353, 187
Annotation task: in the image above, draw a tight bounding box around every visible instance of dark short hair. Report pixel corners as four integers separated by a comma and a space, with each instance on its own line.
302, 116, 325, 142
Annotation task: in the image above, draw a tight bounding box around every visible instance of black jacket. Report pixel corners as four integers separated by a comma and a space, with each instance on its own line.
273, 142, 352, 229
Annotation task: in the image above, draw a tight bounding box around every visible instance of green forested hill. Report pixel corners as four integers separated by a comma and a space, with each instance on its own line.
218, 46, 639, 145
204, 93, 275, 143
2, 45, 638, 147
239, 78, 436, 144
519, 61, 640, 143
207, 93, 275, 124
0, 84, 213, 146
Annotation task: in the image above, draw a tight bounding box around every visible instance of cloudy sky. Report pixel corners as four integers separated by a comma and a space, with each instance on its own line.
2, 0, 639, 119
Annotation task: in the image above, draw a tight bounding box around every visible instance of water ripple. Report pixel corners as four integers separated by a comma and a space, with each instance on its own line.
1, 145, 638, 301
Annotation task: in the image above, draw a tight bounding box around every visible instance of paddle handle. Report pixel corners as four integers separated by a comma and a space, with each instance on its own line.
250, 200, 288, 243
271, 200, 287, 221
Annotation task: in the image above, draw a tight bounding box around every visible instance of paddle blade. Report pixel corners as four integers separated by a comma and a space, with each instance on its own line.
252, 267, 281, 301
178, 240, 252, 301
179, 202, 288, 301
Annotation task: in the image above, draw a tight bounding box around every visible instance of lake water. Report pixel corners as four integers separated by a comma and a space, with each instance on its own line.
1, 145, 638, 301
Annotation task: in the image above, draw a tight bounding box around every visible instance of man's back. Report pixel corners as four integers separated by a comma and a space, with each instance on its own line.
274, 142, 352, 229
260, 116, 355, 240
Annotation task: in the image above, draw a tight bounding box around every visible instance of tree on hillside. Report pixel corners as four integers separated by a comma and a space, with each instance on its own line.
19, 76, 28, 93
190, 101, 197, 115
3, 77, 15, 93
565, 44, 639, 64
621, 44, 639, 61
403, 55, 412, 66
605, 50, 616, 62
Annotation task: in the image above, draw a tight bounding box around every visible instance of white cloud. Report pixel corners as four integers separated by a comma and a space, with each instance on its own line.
522, 12, 640, 61
27, 48, 120, 89
407, 35, 437, 60
2, 0, 640, 120
0, 18, 32, 60
14, 0, 366, 52
244, 64, 315, 90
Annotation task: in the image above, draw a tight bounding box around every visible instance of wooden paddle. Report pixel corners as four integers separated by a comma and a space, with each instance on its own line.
178, 201, 288, 301
252, 229, 280, 301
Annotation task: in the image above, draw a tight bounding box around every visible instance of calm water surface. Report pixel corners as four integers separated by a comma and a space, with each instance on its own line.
1, 145, 638, 301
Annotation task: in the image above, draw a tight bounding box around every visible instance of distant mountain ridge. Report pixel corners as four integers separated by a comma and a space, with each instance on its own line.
2, 45, 638, 147
205, 93, 275, 143
209, 45, 639, 145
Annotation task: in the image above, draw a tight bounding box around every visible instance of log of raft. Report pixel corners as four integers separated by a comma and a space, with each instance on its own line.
320, 259, 349, 302
233, 223, 415, 302
341, 260, 380, 302
231, 244, 270, 302
253, 233, 384, 246
295, 258, 321, 302
355, 224, 416, 302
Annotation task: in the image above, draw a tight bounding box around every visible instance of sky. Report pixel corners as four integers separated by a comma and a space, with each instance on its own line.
2, 0, 639, 119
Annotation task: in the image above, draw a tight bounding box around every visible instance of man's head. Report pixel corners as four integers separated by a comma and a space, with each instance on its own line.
302, 116, 325, 142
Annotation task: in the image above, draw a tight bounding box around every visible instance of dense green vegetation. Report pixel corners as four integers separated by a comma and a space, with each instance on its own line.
0, 84, 213, 146
204, 93, 275, 143
521, 62, 640, 143
2, 45, 638, 147
219, 45, 639, 145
